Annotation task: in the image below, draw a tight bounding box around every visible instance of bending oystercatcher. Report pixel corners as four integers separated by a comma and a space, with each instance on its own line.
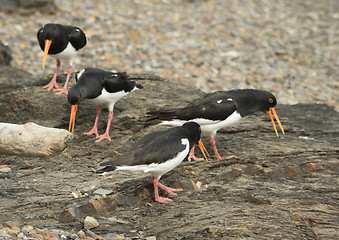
96, 122, 207, 203
68, 67, 143, 142
37, 23, 87, 95
148, 89, 285, 161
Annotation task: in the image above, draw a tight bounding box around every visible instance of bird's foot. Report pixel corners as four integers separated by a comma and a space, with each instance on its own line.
155, 196, 173, 204
43, 81, 59, 91
95, 133, 111, 142
54, 87, 68, 95
216, 155, 235, 161
188, 155, 205, 162
163, 187, 183, 196
157, 182, 183, 196
84, 128, 99, 137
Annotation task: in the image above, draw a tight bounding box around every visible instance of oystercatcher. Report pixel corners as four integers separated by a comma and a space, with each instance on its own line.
37, 23, 87, 95
148, 89, 285, 161
68, 67, 143, 142
96, 122, 207, 203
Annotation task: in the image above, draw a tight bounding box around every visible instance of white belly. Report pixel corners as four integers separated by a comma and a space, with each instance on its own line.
91, 89, 128, 112
160, 111, 242, 137
50, 42, 81, 66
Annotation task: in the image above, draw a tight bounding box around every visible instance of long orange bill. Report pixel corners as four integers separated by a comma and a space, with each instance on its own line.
69, 105, 78, 134
267, 107, 285, 137
42, 39, 52, 70
197, 139, 210, 161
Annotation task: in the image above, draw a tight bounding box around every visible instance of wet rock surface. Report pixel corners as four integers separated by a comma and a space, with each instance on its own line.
0, 74, 338, 239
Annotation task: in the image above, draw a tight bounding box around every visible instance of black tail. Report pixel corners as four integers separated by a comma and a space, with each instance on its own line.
136, 83, 144, 89
95, 165, 117, 174
146, 109, 176, 121
118, 72, 129, 80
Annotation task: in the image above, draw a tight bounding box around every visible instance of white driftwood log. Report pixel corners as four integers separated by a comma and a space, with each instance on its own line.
0, 122, 73, 156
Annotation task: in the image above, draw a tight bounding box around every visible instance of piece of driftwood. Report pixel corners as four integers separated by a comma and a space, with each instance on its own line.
0, 122, 73, 156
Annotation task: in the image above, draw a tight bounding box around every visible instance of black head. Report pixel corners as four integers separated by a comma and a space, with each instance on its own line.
258, 90, 277, 112
67, 84, 84, 105
181, 122, 201, 146
233, 89, 278, 116
38, 23, 58, 41
182, 122, 209, 160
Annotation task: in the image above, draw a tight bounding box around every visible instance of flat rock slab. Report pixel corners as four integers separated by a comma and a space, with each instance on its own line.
0, 74, 338, 239
0, 122, 73, 156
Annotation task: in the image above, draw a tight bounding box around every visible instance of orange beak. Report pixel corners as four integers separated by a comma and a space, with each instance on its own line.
42, 39, 52, 70
197, 139, 210, 161
267, 107, 285, 136
69, 105, 78, 134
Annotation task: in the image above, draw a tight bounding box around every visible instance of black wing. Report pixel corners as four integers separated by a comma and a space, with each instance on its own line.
102, 72, 136, 93
99, 127, 187, 169
67, 26, 87, 50
168, 92, 238, 121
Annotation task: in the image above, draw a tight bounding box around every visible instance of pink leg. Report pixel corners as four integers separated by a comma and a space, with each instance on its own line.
187, 146, 204, 162
95, 111, 113, 142
43, 59, 60, 91
54, 65, 72, 95
210, 136, 235, 160
84, 105, 101, 137
151, 176, 173, 203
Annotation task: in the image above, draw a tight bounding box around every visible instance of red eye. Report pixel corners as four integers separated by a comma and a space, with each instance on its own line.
269, 98, 273, 103
77, 95, 80, 100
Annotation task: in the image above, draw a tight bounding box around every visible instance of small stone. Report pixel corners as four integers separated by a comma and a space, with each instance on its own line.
72, 190, 81, 198
21, 225, 34, 234
0, 167, 11, 173
85, 229, 97, 237
244, 165, 264, 175
300, 163, 316, 174
33, 234, 44, 239
7, 227, 21, 237
0, 230, 13, 239
84, 216, 99, 230
93, 188, 113, 196
284, 166, 300, 178
107, 216, 130, 224
146, 236, 157, 240
78, 230, 86, 238
246, 194, 271, 205
103, 233, 125, 239
17, 232, 26, 239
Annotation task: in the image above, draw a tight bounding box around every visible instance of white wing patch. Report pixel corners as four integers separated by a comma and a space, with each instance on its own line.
217, 100, 222, 104
227, 98, 233, 101
76, 69, 86, 80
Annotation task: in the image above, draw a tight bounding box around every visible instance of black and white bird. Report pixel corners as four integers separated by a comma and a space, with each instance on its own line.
96, 122, 207, 203
37, 23, 87, 95
68, 67, 143, 142
148, 89, 285, 161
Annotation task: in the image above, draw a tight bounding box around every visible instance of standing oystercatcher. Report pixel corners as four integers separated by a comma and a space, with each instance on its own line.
37, 23, 87, 95
148, 89, 285, 161
68, 67, 143, 142
96, 122, 207, 203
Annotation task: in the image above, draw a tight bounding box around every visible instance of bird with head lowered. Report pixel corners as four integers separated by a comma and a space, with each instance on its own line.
96, 122, 208, 203
148, 89, 284, 161
68, 67, 143, 142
